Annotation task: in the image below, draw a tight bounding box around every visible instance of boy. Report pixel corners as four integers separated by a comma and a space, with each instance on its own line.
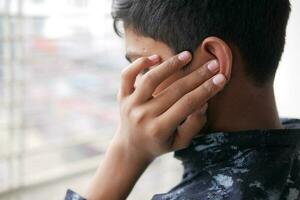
65, 0, 300, 199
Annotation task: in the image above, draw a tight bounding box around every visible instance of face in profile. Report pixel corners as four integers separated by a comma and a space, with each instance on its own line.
124, 28, 197, 97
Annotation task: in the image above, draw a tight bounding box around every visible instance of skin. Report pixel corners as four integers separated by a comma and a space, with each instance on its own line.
84, 27, 284, 200
125, 28, 284, 133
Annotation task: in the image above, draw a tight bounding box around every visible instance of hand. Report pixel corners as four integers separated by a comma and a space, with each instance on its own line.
84, 51, 227, 200
113, 51, 227, 163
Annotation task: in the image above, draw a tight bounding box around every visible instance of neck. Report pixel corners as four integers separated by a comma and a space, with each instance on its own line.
204, 82, 284, 133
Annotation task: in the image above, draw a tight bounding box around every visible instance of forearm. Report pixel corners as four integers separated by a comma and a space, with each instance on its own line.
84, 138, 153, 200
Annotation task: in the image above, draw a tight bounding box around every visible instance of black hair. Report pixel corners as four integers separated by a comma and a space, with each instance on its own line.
111, 0, 291, 86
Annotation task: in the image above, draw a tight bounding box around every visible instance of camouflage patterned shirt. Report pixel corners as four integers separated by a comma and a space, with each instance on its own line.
152, 118, 300, 200
65, 118, 300, 200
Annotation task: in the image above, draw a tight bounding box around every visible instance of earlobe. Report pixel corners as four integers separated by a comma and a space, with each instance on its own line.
201, 37, 233, 81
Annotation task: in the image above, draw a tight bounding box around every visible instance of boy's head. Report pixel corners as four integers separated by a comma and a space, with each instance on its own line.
111, 0, 292, 132
112, 0, 291, 91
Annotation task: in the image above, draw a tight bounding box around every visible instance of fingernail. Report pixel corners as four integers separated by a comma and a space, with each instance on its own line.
148, 54, 160, 62
207, 60, 219, 73
178, 51, 191, 62
213, 74, 226, 86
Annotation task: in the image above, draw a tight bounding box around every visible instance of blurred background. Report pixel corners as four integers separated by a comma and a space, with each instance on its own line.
0, 0, 299, 199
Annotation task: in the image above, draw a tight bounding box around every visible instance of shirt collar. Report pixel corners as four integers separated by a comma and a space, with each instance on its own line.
174, 118, 300, 169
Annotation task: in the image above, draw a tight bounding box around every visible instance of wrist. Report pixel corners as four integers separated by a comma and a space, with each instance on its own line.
84, 136, 153, 200
109, 136, 154, 167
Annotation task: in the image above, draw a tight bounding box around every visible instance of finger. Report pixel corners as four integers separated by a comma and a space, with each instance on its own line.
132, 51, 192, 103
119, 55, 160, 99
158, 73, 227, 134
172, 103, 208, 150
145, 59, 219, 116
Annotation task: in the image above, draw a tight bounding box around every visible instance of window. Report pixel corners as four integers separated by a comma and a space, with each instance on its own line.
0, 0, 128, 194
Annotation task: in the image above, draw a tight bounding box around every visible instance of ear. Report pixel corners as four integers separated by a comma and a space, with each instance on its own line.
194, 37, 233, 81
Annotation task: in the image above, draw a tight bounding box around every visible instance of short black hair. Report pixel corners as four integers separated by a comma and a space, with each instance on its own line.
111, 0, 291, 86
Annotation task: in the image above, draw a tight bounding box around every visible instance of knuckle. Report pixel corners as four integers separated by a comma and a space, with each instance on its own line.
129, 107, 146, 124
167, 57, 181, 68
147, 121, 161, 138
171, 83, 184, 97
197, 67, 210, 78
176, 80, 186, 92
142, 72, 156, 86
184, 95, 196, 108
203, 82, 214, 95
